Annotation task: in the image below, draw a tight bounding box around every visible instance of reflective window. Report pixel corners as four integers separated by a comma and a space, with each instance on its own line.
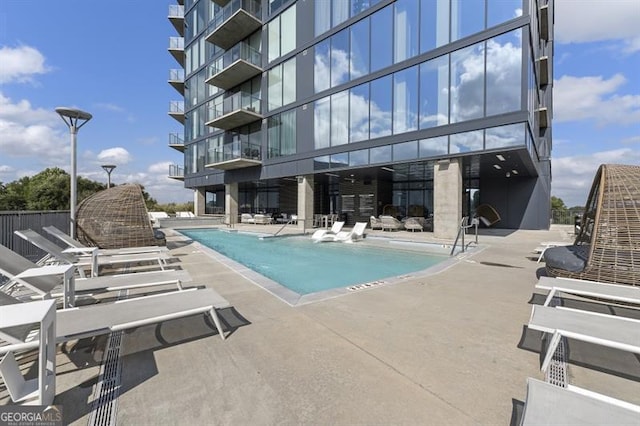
350, 83, 370, 143
451, 0, 485, 41
331, 152, 349, 168
349, 149, 369, 166
268, 64, 283, 110
419, 55, 449, 129
450, 43, 484, 123
268, 109, 297, 158
332, 0, 349, 27
268, 4, 296, 62
314, 40, 331, 93
371, 5, 393, 72
315, 0, 331, 36
450, 130, 484, 153
370, 75, 392, 138
331, 29, 350, 87
487, 0, 523, 28
314, 97, 331, 149
419, 136, 449, 157
314, 155, 331, 170
393, 66, 419, 134
350, 18, 370, 79
420, 0, 449, 52
485, 123, 524, 149
394, 0, 419, 63
282, 57, 296, 105
268, 56, 297, 111
267, 17, 280, 62
486, 29, 522, 116
393, 141, 418, 161
370, 145, 392, 163
331, 90, 349, 146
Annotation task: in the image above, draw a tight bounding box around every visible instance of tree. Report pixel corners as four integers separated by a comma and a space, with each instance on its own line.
551, 196, 567, 211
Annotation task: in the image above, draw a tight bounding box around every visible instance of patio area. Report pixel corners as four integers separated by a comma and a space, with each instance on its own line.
2, 225, 639, 424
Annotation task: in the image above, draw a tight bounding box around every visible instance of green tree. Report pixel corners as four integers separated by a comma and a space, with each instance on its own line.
551, 196, 567, 211
26, 168, 70, 210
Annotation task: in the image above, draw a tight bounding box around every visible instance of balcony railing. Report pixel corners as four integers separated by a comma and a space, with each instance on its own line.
168, 37, 185, 65
168, 101, 185, 123
206, 92, 262, 130
206, 42, 262, 90
168, 132, 185, 152
168, 69, 185, 94
169, 164, 184, 180
168, 4, 185, 35
205, 141, 262, 170
205, 0, 262, 49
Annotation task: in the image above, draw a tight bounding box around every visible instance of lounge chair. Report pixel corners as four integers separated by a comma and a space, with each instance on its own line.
403, 217, 424, 232
527, 305, 640, 372
535, 276, 640, 307
475, 204, 501, 227
380, 215, 404, 231
0, 288, 230, 405
240, 213, 255, 224
254, 214, 272, 225
370, 216, 383, 230
333, 222, 367, 243
15, 229, 173, 277
43, 225, 167, 256
311, 221, 345, 242
520, 377, 640, 425
0, 243, 190, 308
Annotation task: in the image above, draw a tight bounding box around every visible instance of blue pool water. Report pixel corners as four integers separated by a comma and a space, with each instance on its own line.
179, 229, 448, 295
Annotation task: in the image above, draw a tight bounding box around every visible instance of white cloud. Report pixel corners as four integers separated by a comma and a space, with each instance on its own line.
0, 45, 51, 84
94, 103, 125, 113
555, 0, 640, 53
552, 148, 640, 207
148, 161, 171, 174
553, 74, 640, 125
97, 147, 132, 164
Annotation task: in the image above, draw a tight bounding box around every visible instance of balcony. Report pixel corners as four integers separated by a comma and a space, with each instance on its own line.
540, 4, 549, 41
205, 92, 262, 130
205, 0, 262, 50
169, 164, 184, 181
205, 141, 262, 170
168, 69, 185, 94
168, 133, 184, 152
538, 56, 549, 86
168, 101, 185, 124
168, 37, 184, 66
205, 42, 262, 90
168, 5, 185, 36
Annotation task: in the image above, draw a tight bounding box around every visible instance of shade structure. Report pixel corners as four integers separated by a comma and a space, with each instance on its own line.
546, 164, 640, 286
76, 184, 164, 249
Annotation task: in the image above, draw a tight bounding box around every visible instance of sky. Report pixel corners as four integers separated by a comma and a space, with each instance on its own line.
0, 0, 639, 207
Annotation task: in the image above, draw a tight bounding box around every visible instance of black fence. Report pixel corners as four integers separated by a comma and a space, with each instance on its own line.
0, 211, 70, 261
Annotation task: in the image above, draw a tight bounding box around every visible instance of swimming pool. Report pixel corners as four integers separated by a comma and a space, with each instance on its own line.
179, 228, 451, 299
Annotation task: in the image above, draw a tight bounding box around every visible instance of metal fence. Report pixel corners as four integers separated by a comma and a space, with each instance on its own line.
0, 211, 70, 261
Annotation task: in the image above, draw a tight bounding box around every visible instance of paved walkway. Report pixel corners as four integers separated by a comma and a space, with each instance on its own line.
3, 225, 639, 425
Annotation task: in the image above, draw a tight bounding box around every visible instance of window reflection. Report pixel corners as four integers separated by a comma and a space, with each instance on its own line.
314, 97, 331, 149
331, 29, 350, 87
350, 18, 370, 79
419, 136, 449, 157
331, 152, 349, 168
349, 149, 369, 166
450, 130, 483, 153
451, 0, 485, 42
315, 0, 331, 36
487, 0, 523, 28
370, 145, 392, 163
350, 83, 370, 143
314, 40, 331, 93
485, 123, 524, 149
393, 141, 418, 161
486, 30, 522, 116
393, 66, 419, 134
419, 56, 449, 129
370, 75, 392, 138
420, 0, 449, 53
450, 43, 485, 123
371, 5, 393, 72
394, 0, 419, 63
331, 91, 349, 146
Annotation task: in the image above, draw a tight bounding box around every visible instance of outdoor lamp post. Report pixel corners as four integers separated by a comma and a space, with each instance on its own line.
55, 107, 92, 239
101, 164, 116, 188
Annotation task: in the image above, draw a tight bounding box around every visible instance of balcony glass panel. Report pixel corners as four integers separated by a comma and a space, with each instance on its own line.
208, 141, 261, 164
169, 4, 184, 18
169, 37, 184, 50
169, 164, 184, 177
169, 133, 184, 145
169, 69, 184, 81
210, 0, 261, 33
210, 92, 261, 120
169, 101, 184, 113
210, 42, 261, 75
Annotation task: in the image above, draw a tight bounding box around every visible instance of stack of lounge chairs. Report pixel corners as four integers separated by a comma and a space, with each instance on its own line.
519, 275, 640, 423
0, 228, 233, 406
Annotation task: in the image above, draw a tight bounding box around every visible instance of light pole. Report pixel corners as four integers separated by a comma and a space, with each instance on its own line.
101, 164, 116, 188
55, 107, 92, 239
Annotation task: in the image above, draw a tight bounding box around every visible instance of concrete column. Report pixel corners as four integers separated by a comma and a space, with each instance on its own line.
194, 189, 205, 216
297, 175, 314, 232
434, 158, 462, 240
225, 182, 238, 226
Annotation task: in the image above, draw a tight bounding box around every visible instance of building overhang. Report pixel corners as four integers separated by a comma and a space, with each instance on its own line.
205, 10, 262, 50
205, 109, 262, 130
205, 60, 262, 90
205, 158, 262, 170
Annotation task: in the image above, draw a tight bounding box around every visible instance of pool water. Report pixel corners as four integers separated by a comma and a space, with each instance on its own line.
180, 229, 449, 295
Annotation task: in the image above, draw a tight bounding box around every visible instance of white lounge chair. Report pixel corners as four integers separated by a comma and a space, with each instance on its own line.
311, 221, 345, 242
0, 289, 230, 405
0, 243, 190, 308
333, 222, 367, 243
380, 215, 404, 231
520, 377, 640, 425
43, 225, 167, 256
15, 229, 173, 277
527, 305, 640, 372
536, 276, 640, 307
370, 216, 383, 230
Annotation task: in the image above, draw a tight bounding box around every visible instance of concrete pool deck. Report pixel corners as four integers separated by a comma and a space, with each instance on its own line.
3, 225, 639, 424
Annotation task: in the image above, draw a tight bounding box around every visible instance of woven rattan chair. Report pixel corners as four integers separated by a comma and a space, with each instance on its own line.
546, 164, 640, 286
76, 184, 163, 249
475, 204, 501, 227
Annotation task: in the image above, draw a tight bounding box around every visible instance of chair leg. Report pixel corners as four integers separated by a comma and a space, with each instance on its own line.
208, 308, 226, 340
541, 331, 562, 373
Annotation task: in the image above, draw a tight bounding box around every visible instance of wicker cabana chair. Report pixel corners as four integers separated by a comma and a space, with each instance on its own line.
545, 164, 640, 286
76, 184, 165, 249
475, 204, 501, 227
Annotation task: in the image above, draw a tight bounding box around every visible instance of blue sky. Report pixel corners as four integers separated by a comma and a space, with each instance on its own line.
0, 1, 639, 207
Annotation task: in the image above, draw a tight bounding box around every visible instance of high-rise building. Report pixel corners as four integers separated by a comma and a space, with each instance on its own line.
167, 0, 553, 237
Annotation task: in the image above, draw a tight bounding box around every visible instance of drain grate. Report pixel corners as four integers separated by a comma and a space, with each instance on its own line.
545, 297, 567, 387
87, 330, 124, 426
